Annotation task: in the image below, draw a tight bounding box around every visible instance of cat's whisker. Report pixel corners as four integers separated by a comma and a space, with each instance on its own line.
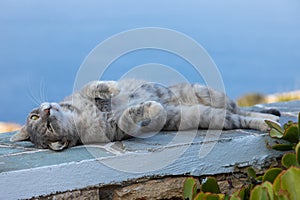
39, 79, 49, 103
26, 79, 48, 106
28, 93, 41, 106
39, 79, 44, 103
27, 87, 42, 106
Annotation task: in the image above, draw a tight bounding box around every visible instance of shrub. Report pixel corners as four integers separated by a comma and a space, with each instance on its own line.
182, 113, 300, 200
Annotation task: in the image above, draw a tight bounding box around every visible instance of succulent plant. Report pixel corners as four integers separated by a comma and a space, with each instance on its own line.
183, 142, 300, 200
265, 113, 300, 151
182, 113, 300, 200
273, 166, 300, 199
184, 177, 198, 200
183, 177, 227, 200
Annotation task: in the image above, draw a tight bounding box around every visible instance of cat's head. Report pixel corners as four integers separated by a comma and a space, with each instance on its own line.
10, 102, 78, 151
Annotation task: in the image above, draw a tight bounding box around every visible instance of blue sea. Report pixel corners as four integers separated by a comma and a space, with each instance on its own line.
0, 0, 300, 124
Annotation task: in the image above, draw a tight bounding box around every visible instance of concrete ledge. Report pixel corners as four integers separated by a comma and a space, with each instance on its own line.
1, 101, 299, 199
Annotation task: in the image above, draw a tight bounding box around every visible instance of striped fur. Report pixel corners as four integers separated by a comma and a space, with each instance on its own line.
10, 79, 279, 151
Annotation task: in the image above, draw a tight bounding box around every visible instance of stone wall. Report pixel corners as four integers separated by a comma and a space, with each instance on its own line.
1, 101, 299, 199
37, 157, 281, 200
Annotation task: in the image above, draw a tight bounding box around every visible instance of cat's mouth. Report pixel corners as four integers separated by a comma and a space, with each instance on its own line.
45, 120, 69, 151
46, 120, 54, 132
43, 104, 59, 133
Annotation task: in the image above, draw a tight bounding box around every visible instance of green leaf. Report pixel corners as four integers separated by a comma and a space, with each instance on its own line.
217, 194, 225, 200
276, 194, 290, 200
249, 185, 269, 200
263, 168, 282, 183
237, 188, 246, 200
269, 129, 284, 138
201, 177, 220, 194
265, 120, 284, 134
261, 182, 274, 200
271, 143, 294, 151
184, 177, 197, 200
282, 125, 299, 143
279, 167, 300, 200
296, 142, 300, 165
283, 121, 291, 130
256, 175, 263, 181
233, 187, 250, 200
274, 187, 290, 200
230, 185, 253, 200
273, 170, 283, 196
247, 167, 256, 179
230, 190, 242, 200
281, 153, 299, 168
224, 194, 230, 200
273, 167, 300, 200
194, 192, 206, 200
194, 192, 222, 200
205, 194, 221, 200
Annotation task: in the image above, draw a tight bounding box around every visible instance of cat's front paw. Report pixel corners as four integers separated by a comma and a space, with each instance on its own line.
118, 101, 167, 136
258, 122, 271, 132
82, 81, 120, 99
251, 118, 272, 132
143, 101, 166, 119
128, 101, 165, 126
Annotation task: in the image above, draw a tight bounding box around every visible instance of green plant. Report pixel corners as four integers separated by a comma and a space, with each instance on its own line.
242, 113, 300, 199
265, 113, 300, 151
244, 163, 300, 199
183, 114, 300, 199
183, 177, 227, 200
237, 128, 300, 200
183, 153, 300, 200
265, 112, 300, 169
184, 177, 198, 200
245, 166, 300, 200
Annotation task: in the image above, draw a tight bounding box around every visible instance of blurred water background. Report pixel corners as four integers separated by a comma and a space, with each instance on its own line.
0, 0, 300, 124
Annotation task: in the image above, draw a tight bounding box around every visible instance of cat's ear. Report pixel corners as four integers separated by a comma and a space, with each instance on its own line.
48, 141, 69, 151
10, 126, 30, 142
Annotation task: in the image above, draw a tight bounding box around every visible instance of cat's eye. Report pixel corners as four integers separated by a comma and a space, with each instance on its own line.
30, 115, 39, 120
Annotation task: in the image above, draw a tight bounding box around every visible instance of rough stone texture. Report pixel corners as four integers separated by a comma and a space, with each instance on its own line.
39, 160, 280, 200
36, 189, 99, 200
0, 101, 299, 199
112, 177, 188, 200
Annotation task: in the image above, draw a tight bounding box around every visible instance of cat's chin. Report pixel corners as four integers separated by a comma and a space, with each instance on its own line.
48, 140, 69, 151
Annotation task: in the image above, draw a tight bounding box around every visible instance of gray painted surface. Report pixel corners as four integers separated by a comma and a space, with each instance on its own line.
0, 101, 299, 199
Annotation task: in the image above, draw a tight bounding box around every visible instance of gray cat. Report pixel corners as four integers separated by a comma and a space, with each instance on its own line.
10, 79, 280, 151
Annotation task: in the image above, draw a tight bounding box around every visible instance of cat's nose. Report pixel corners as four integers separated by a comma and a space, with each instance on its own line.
41, 102, 60, 115
44, 107, 51, 114
44, 105, 52, 114
41, 103, 52, 114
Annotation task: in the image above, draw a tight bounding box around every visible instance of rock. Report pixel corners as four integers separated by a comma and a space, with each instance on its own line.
1, 101, 299, 199
112, 177, 189, 200
36, 189, 99, 200
0, 122, 21, 133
